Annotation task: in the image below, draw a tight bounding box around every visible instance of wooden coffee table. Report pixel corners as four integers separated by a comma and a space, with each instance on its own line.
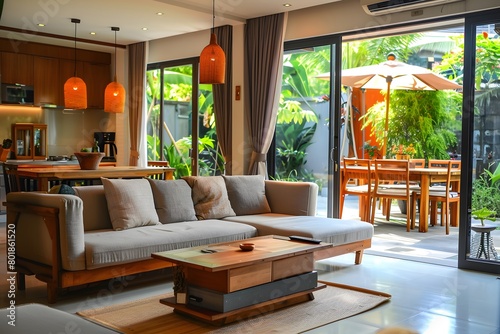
151, 235, 333, 325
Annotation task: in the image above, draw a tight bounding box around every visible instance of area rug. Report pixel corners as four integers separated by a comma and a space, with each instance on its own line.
77, 281, 391, 334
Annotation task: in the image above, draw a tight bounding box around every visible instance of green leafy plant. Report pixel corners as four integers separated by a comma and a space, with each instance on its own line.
471, 208, 497, 226
472, 163, 500, 216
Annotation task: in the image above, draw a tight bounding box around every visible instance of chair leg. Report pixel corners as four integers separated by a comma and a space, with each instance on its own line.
339, 194, 345, 218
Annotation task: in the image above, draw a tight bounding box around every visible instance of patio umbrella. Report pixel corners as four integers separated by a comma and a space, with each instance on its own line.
318, 54, 461, 157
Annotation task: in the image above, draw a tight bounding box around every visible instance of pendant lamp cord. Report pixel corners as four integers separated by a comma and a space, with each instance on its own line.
212, 0, 215, 34
114, 30, 117, 80
73, 21, 77, 77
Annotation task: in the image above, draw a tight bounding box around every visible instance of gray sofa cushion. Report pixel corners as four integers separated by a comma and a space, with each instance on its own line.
84, 220, 257, 269
223, 215, 374, 245
223, 175, 271, 215
183, 176, 236, 219
148, 178, 197, 224
74, 185, 113, 231
101, 178, 160, 230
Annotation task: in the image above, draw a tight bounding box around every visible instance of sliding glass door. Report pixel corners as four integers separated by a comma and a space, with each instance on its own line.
146, 58, 221, 178
272, 36, 342, 217
459, 10, 500, 273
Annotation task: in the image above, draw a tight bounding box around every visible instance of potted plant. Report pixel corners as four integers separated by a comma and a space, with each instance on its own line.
362, 141, 379, 159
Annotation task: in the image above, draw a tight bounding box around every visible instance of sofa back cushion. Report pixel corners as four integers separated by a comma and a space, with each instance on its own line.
148, 178, 197, 223
183, 176, 236, 220
73, 185, 113, 231
101, 178, 160, 230
222, 175, 271, 215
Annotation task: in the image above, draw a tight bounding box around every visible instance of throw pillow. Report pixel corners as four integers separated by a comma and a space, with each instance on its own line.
147, 179, 197, 224
48, 184, 76, 195
222, 175, 271, 215
183, 176, 236, 219
101, 178, 160, 230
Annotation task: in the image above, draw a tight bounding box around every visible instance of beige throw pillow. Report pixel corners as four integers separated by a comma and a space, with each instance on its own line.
101, 178, 160, 230
223, 175, 271, 215
183, 176, 236, 219
147, 179, 197, 224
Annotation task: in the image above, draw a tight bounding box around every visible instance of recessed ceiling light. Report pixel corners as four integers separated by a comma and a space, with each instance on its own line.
156, 12, 164, 16
142, 27, 148, 31
90, 32, 96, 35
283, 3, 292, 7
37, 23, 45, 27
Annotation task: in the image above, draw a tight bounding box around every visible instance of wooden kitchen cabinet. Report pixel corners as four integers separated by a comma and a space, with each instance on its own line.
12, 123, 47, 160
34, 56, 59, 106
82, 62, 111, 109
1, 52, 34, 85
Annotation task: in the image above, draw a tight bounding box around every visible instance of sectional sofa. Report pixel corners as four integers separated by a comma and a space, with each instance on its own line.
5, 175, 373, 303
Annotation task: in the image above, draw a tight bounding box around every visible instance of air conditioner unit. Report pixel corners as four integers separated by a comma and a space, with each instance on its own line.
361, 0, 463, 16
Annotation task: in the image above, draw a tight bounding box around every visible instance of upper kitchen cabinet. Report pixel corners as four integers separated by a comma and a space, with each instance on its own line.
1, 52, 34, 85
82, 62, 111, 109
34, 56, 59, 106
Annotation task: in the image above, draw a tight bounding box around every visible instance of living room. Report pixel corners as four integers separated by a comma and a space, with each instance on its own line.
1, 0, 500, 333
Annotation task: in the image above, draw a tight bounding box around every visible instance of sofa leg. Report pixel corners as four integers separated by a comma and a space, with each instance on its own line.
47, 284, 58, 304
17, 273, 26, 290
354, 250, 364, 265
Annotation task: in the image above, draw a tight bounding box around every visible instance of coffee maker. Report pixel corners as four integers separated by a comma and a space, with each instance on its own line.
93, 132, 117, 162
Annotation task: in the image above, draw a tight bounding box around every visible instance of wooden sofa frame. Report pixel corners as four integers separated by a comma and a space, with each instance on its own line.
6, 202, 371, 303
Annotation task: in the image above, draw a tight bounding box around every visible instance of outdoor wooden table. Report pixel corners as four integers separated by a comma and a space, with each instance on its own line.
343, 165, 461, 232
12, 165, 175, 191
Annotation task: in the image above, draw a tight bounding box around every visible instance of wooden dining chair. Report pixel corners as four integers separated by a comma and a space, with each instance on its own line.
411, 160, 459, 234
410, 159, 426, 168
340, 158, 373, 223
147, 160, 171, 180
371, 159, 416, 231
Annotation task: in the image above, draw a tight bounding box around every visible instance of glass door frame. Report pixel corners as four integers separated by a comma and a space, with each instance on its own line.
272, 35, 342, 218
458, 8, 500, 274
146, 57, 200, 175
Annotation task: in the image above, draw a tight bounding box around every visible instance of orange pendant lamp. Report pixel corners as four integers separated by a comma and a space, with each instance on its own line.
199, 0, 225, 84
104, 27, 126, 113
64, 18, 87, 109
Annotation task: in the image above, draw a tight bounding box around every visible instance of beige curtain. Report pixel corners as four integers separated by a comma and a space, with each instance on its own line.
213, 25, 233, 175
128, 42, 147, 166
244, 13, 287, 176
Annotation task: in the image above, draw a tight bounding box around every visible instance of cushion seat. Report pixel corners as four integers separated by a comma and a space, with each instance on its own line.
84, 220, 257, 269
224, 215, 373, 245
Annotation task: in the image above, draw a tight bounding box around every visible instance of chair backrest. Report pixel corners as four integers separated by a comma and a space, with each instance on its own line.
147, 160, 170, 180
410, 159, 425, 168
428, 159, 461, 170
2, 163, 21, 193
342, 158, 372, 189
372, 159, 411, 197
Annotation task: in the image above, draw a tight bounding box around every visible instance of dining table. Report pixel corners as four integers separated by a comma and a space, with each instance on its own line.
342, 165, 461, 232
10, 165, 175, 192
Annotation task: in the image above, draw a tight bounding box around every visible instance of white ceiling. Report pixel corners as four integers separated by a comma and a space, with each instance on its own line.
0, 0, 343, 49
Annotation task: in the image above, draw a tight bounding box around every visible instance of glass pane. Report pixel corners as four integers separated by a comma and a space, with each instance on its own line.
146, 65, 195, 178
198, 84, 222, 176
277, 45, 332, 217
469, 23, 500, 263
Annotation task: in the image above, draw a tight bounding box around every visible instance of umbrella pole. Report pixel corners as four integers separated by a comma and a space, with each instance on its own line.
383, 77, 392, 158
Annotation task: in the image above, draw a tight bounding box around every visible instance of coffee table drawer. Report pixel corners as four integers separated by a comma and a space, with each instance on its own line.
186, 262, 272, 293
273, 253, 314, 281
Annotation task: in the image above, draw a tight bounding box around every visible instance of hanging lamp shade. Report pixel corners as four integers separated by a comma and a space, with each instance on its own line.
199, 33, 226, 84
64, 76, 87, 109
104, 26, 126, 113
105, 76, 126, 113
64, 18, 87, 109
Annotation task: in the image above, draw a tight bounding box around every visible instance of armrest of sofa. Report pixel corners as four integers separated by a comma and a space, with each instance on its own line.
6, 192, 86, 271
264, 180, 318, 216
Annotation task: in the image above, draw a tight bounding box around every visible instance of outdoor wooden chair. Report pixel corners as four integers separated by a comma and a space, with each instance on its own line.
411, 160, 460, 234
371, 159, 417, 231
340, 158, 373, 223
147, 160, 171, 180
